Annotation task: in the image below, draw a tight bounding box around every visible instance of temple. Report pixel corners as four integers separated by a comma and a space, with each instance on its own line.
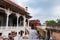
0, 0, 31, 31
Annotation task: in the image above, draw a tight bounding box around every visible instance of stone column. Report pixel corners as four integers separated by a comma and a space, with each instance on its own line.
23, 16, 26, 28
23, 16, 26, 37
6, 15, 9, 27
16, 13, 20, 39
5, 9, 11, 29
16, 13, 20, 27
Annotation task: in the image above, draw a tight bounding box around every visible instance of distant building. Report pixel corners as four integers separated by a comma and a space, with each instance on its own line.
29, 20, 41, 29
46, 22, 60, 40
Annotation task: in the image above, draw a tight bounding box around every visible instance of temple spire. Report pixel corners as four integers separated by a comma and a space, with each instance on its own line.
25, 7, 28, 11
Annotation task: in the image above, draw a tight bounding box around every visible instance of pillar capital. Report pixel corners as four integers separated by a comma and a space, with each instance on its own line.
0, 7, 6, 10
5, 9, 12, 16
16, 13, 20, 18
23, 16, 26, 19
16, 13, 21, 27
5, 9, 12, 29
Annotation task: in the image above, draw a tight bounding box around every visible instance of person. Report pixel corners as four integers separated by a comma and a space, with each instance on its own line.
8, 33, 14, 40
49, 36, 53, 40
23, 29, 29, 39
3, 38, 9, 40
0, 33, 4, 40
52, 36, 56, 40
14, 32, 18, 40
18, 30, 24, 40
19, 30, 24, 37
49, 36, 56, 40
29, 28, 39, 40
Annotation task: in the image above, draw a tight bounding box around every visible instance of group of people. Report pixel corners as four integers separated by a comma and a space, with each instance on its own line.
0, 29, 30, 40
0, 31, 17, 40
0, 28, 41, 40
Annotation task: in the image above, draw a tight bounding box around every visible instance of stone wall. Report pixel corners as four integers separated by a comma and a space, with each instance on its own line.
46, 26, 60, 40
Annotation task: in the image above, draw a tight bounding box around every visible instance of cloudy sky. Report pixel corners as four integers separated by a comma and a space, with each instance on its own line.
11, 0, 60, 24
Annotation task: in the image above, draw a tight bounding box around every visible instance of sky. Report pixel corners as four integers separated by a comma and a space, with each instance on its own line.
11, 0, 60, 24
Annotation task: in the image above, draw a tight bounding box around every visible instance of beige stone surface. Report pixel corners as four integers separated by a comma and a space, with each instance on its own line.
52, 32, 60, 40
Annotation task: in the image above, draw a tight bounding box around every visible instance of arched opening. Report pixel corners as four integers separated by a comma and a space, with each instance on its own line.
26, 19, 28, 26
0, 10, 7, 26
8, 13, 17, 26
18, 16, 24, 26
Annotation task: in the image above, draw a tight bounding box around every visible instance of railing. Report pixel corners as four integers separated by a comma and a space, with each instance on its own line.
0, 26, 29, 37
0, 26, 26, 31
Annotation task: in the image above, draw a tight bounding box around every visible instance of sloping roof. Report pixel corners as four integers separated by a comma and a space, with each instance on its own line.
4, 0, 25, 11
0, 0, 32, 18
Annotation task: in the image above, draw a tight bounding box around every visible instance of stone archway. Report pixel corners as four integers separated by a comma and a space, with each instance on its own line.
8, 13, 17, 26
18, 16, 24, 26
0, 9, 7, 26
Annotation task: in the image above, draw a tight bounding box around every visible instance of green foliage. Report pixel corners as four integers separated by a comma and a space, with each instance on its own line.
45, 20, 56, 26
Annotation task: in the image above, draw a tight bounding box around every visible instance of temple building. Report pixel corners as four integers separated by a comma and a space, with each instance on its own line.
0, 0, 31, 31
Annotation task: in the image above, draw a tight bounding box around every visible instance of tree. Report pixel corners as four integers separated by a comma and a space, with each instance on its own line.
45, 20, 56, 26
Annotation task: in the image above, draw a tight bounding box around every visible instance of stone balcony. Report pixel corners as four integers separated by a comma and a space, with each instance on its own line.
0, 26, 26, 32
0, 26, 30, 37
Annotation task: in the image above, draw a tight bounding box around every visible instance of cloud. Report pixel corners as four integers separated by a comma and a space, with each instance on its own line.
11, 0, 43, 20
28, 7, 42, 15
52, 6, 60, 17
11, 0, 60, 24
11, 0, 29, 7
28, 7, 43, 19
